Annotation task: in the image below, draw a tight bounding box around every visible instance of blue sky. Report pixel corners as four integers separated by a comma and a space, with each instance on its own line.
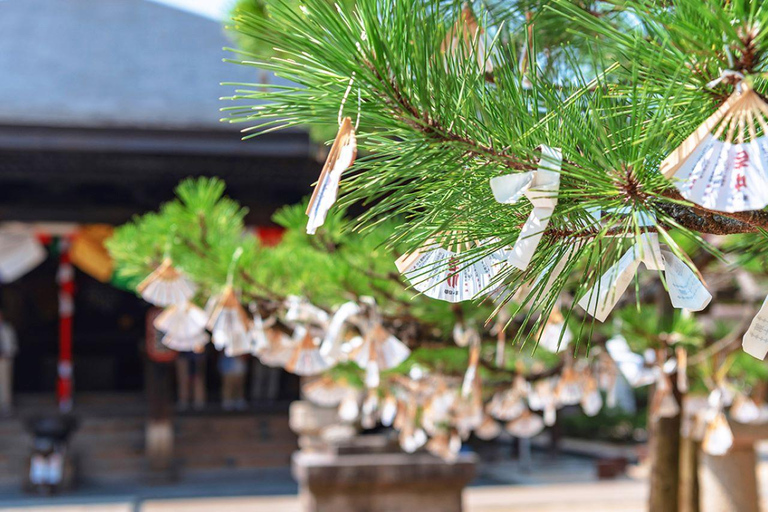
147, 0, 235, 20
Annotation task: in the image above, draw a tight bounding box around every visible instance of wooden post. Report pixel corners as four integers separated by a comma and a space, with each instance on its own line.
649, 291, 681, 512
678, 435, 699, 512
649, 412, 681, 512
698, 421, 765, 512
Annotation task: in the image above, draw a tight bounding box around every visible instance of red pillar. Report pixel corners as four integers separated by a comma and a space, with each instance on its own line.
56, 237, 74, 412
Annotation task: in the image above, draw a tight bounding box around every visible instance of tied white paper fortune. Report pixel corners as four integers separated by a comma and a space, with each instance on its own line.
395, 238, 507, 303
578, 233, 711, 322
0, 231, 46, 283
205, 286, 253, 356
351, 323, 411, 388
137, 258, 197, 307
660, 81, 768, 213
285, 326, 332, 376
154, 302, 207, 339
605, 334, 657, 388
306, 116, 357, 235
319, 301, 361, 363
490, 145, 562, 270
743, 295, 768, 360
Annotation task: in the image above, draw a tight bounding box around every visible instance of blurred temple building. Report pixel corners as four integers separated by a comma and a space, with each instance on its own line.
0, 0, 316, 485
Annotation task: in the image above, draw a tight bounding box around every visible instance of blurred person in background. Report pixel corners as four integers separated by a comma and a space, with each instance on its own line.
176, 351, 207, 411
0, 310, 17, 415
218, 354, 246, 411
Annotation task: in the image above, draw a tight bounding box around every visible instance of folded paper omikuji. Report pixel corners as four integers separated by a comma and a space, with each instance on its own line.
395, 236, 507, 303
350, 323, 411, 387
474, 415, 502, 441
604, 334, 657, 388
440, 3, 492, 74
490, 145, 562, 271
162, 331, 210, 353
252, 326, 295, 367
505, 409, 545, 438
137, 258, 197, 307
538, 306, 573, 353
702, 411, 734, 456
743, 295, 768, 360
660, 80, 768, 213
0, 231, 47, 283
285, 326, 332, 376
154, 301, 207, 340
580, 373, 603, 417
487, 375, 528, 421
249, 309, 295, 366
302, 376, 354, 407
319, 301, 361, 362
578, 233, 711, 322
306, 116, 357, 235
205, 286, 253, 356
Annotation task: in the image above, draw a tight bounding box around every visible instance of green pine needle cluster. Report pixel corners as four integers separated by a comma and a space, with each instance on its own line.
219, 0, 768, 346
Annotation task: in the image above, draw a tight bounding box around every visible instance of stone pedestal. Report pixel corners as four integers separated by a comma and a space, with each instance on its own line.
292, 439, 477, 512
698, 421, 768, 512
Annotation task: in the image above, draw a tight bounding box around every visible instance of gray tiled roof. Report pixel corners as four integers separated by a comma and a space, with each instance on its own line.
0, 0, 277, 130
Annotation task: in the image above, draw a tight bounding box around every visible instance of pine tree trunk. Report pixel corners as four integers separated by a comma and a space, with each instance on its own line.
649, 412, 681, 512
649, 291, 680, 512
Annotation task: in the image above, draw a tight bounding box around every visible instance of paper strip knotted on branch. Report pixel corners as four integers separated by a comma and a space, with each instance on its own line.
252, 327, 294, 367
137, 258, 197, 307
285, 325, 332, 376
474, 415, 502, 440
306, 116, 357, 235
505, 409, 545, 438
660, 82, 768, 212
605, 334, 657, 388
249, 309, 295, 366
154, 301, 207, 339
285, 295, 330, 327
162, 331, 210, 353
743, 295, 768, 360
578, 234, 711, 322
206, 286, 253, 356
351, 323, 411, 388
319, 301, 361, 363
490, 145, 562, 271
440, 4, 493, 74
538, 305, 573, 353
461, 337, 481, 399
396, 237, 507, 303
302, 376, 354, 407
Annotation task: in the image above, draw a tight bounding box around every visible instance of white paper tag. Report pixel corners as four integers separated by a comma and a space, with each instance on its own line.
660, 250, 712, 311
507, 207, 551, 270
578, 248, 640, 322
489, 172, 534, 204
743, 296, 768, 360
490, 146, 562, 271
634, 233, 664, 271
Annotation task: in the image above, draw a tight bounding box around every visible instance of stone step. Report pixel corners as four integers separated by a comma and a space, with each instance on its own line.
177, 451, 293, 471
175, 440, 296, 457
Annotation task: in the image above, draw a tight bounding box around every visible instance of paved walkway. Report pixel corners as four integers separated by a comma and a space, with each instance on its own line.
0, 481, 648, 512
2, 442, 766, 512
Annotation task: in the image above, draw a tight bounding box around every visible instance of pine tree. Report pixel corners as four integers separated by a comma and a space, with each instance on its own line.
109, 1, 768, 510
